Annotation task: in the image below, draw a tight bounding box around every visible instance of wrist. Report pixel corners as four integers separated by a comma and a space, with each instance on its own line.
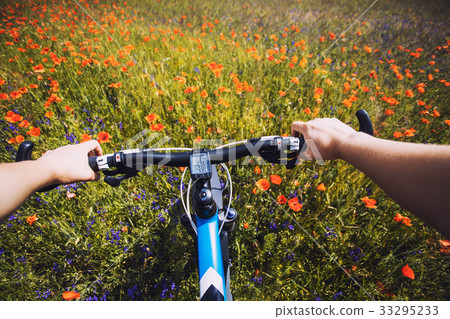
336, 131, 372, 160
34, 158, 58, 187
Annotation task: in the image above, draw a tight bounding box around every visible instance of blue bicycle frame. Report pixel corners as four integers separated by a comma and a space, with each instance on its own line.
197, 212, 227, 300
188, 165, 234, 301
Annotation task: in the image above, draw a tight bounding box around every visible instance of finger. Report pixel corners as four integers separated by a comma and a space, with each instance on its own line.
92, 172, 100, 181
83, 140, 103, 156
93, 140, 103, 156
291, 121, 305, 137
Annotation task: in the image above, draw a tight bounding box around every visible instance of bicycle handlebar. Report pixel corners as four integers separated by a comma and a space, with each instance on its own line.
15, 109, 373, 190
89, 137, 300, 171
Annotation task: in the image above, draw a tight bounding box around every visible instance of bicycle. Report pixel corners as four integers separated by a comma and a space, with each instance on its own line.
16, 110, 373, 301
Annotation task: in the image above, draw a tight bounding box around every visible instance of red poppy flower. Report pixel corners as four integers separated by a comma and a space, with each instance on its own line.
270, 175, 282, 185
277, 195, 287, 204
16, 135, 24, 143
393, 131, 402, 138
18, 120, 30, 128
65, 105, 74, 114
200, 90, 208, 98
97, 131, 111, 143
108, 82, 121, 88
26, 214, 37, 226
402, 217, 412, 226
10, 91, 22, 99
5, 111, 23, 123
255, 179, 270, 191
145, 113, 158, 123
243, 223, 249, 229
194, 136, 202, 144
393, 213, 404, 223
33, 64, 45, 73
402, 264, 415, 280
361, 196, 377, 208
27, 127, 41, 137
316, 183, 326, 191
403, 128, 416, 137
81, 134, 92, 143
314, 87, 324, 96
19, 87, 28, 94
439, 240, 450, 247
62, 291, 80, 301
150, 123, 165, 132
288, 197, 302, 212
254, 166, 261, 174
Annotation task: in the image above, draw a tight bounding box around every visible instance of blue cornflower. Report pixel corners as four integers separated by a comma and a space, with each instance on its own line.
127, 284, 141, 300
332, 291, 343, 300
269, 220, 277, 231
349, 248, 364, 263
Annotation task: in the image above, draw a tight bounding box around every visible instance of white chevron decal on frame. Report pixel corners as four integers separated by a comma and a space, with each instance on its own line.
199, 267, 224, 296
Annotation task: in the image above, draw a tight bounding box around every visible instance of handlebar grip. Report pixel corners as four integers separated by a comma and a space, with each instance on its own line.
16, 141, 34, 161
89, 156, 99, 172
356, 109, 374, 136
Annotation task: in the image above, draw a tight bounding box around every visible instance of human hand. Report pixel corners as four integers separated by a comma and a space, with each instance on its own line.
36, 140, 103, 185
291, 117, 357, 160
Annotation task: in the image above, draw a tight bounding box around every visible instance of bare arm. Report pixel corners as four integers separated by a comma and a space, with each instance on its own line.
291, 118, 450, 238
0, 140, 102, 221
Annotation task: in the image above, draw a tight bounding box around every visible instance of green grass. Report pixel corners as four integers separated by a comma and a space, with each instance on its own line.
0, 0, 449, 300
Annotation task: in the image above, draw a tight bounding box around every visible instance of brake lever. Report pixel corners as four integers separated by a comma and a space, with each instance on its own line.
104, 173, 138, 187
101, 166, 139, 187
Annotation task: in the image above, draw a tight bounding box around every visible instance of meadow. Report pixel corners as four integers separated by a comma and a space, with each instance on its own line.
0, 0, 449, 301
